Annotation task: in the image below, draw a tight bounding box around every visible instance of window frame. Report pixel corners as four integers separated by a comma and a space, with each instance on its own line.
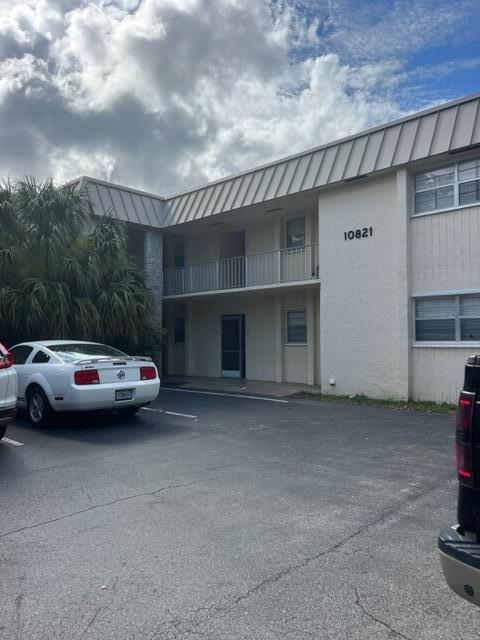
285, 307, 307, 345
412, 156, 480, 217
414, 294, 480, 344
286, 217, 306, 249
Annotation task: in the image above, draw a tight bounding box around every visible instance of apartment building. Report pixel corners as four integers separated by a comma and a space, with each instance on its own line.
77, 92, 480, 403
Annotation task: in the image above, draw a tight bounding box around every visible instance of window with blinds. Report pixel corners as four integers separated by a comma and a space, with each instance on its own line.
414, 156, 480, 215
286, 309, 307, 343
415, 296, 480, 342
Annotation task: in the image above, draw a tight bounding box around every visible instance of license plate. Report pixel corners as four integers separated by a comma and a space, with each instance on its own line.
116, 389, 133, 401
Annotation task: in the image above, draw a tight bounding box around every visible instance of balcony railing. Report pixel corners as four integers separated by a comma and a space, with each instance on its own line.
163, 244, 319, 297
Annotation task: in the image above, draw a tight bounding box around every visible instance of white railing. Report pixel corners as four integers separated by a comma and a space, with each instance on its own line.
163, 244, 319, 296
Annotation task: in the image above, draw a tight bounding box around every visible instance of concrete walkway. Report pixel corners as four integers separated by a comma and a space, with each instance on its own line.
162, 375, 321, 398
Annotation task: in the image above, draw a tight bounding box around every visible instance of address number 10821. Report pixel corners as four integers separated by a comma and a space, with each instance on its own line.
344, 227, 373, 241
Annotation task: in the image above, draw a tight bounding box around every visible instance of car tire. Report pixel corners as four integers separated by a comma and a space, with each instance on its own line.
119, 406, 141, 416
27, 387, 53, 427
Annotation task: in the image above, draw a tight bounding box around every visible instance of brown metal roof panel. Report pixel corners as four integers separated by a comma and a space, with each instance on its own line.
274, 158, 299, 198
300, 150, 325, 190
252, 166, 275, 203
373, 125, 402, 170
264, 163, 288, 201
329, 140, 353, 183
288, 154, 311, 194
410, 113, 438, 161
450, 99, 479, 150
342, 136, 368, 179
358, 131, 385, 174
391, 119, 418, 165
430, 105, 458, 155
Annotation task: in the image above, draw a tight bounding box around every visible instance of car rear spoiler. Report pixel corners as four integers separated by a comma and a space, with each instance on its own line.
74, 356, 153, 365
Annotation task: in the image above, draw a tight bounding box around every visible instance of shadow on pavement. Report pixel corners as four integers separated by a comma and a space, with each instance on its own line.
7, 408, 190, 446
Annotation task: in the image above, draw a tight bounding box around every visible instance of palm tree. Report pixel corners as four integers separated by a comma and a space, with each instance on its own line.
0, 178, 162, 356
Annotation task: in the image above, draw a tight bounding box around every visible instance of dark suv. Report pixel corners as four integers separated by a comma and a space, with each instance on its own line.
439, 355, 480, 607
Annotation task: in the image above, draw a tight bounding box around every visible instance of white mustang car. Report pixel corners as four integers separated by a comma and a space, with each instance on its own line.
10, 341, 160, 426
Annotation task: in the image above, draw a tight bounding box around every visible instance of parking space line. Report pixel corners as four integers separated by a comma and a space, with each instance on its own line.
161, 387, 289, 404
2, 437, 24, 446
141, 407, 198, 419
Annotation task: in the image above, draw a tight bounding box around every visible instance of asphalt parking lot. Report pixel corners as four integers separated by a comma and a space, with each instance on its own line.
1, 388, 480, 639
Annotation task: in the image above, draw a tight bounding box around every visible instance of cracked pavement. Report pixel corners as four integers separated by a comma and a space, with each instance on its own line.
1, 389, 479, 639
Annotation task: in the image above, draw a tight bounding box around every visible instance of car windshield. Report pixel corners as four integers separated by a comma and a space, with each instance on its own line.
47, 343, 128, 362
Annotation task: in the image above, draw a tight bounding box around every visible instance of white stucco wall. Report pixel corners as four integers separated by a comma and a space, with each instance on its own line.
411, 346, 470, 403
318, 172, 409, 399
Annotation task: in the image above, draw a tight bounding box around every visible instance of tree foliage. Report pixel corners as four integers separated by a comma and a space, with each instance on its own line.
0, 178, 163, 356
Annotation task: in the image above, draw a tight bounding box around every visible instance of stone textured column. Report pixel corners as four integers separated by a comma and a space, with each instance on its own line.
144, 230, 164, 368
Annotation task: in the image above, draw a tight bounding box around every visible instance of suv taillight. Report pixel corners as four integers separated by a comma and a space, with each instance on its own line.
75, 369, 100, 385
0, 342, 13, 369
456, 391, 475, 486
140, 366, 156, 381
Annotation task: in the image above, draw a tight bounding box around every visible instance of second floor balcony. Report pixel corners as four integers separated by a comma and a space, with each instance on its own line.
163, 244, 319, 298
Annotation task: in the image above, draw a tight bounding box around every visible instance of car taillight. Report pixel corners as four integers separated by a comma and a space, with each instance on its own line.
0, 342, 13, 369
140, 366, 156, 381
455, 391, 475, 486
75, 369, 100, 385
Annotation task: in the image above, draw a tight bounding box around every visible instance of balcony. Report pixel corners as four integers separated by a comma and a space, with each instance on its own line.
163, 244, 319, 298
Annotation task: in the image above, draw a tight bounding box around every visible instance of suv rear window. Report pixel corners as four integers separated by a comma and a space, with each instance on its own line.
48, 343, 128, 363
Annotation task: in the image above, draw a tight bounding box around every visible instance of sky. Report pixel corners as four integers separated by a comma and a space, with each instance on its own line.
0, 0, 479, 197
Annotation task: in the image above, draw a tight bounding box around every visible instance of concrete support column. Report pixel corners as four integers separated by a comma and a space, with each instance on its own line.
274, 293, 283, 383
396, 168, 410, 400
144, 230, 164, 368
186, 300, 195, 376
306, 288, 315, 385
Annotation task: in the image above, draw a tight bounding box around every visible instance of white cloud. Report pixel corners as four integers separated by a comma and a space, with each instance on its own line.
0, 0, 476, 195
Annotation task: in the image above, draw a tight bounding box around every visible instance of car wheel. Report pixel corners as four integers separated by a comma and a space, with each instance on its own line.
119, 406, 141, 416
27, 387, 52, 426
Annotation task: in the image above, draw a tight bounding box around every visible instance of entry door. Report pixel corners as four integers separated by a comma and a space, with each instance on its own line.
221, 314, 245, 378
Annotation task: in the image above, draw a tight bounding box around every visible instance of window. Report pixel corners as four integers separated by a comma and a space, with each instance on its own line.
174, 316, 185, 343
414, 157, 480, 215
286, 218, 305, 248
174, 242, 185, 267
286, 309, 307, 343
32, 350, 51, 364
459, 158, 480, 206
9, 345, 34, 364
415, 295, 480, 342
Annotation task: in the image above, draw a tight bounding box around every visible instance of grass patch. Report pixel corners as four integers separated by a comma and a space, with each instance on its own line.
291, 392, 456, 414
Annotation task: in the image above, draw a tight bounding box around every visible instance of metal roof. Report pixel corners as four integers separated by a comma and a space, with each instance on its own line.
78, 176, 168, 228
81, 92, 480, 229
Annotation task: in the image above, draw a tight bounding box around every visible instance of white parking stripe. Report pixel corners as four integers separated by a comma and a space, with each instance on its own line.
161, 387, 289, 404
141, 407, 198, 420
2, 437, 24, 446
